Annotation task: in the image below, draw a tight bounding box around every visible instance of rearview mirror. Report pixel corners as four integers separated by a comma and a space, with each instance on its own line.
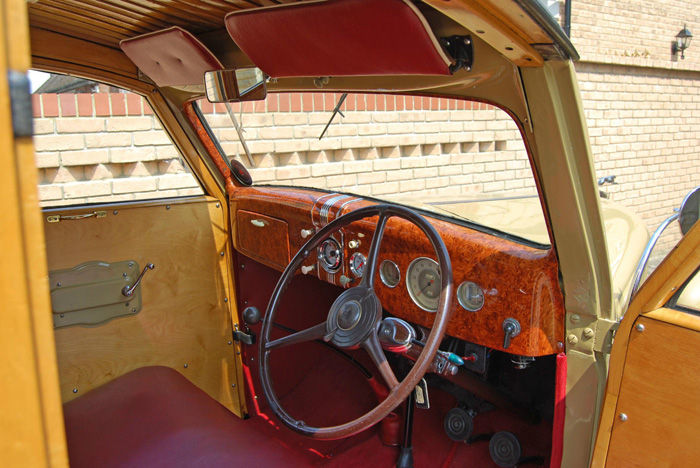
204, 68, 266, 103
679, 186, 700, 235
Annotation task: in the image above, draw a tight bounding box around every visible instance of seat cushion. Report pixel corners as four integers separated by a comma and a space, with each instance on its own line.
63, 366, 311, 468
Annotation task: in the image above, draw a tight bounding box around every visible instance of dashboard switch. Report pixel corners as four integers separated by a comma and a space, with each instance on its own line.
300, 228, 315, 239
502, 318, 521, 350
301, 264, 316, 275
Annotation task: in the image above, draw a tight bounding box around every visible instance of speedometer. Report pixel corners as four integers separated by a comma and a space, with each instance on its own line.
406, 257, 441, 312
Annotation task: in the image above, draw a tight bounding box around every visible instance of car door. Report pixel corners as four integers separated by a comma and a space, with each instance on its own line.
590, 220, 700, 467
0, 1, 68, 466
32, 73, 246, 416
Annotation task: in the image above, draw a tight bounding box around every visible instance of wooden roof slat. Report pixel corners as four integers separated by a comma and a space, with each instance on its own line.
43, 0, 171, 31
32, 3, 151, 36
29, 21, 117, 48
124, 0, 227, 23
30, 7, 143, 40
28, 0, 307, 48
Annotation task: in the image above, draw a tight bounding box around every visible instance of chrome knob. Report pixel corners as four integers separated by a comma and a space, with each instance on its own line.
301, 265, 316, 275
348, 239, 360, 249
301, 228, 315, 239
502, 318, 521, 349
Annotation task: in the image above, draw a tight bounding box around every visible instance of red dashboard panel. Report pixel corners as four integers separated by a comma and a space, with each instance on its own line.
230, 187, 565, 357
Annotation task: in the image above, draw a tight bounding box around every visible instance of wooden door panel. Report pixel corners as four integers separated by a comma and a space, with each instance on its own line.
606, 313, 700, 467
44, 197, 242, 415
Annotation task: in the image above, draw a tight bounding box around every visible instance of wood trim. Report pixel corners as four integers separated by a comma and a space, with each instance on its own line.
0, 0, 69, 465
591, 220, 700, 467
603, 315, 700, 467
230, 186, 565, 356
46, 198, 245, 416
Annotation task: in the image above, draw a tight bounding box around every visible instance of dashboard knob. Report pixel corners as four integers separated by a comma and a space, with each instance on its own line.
301, 228, 315, 239
348, 239, 360, 249
339, 275, 353, 287
502, 318, 521, 349
301, 265, 316, 275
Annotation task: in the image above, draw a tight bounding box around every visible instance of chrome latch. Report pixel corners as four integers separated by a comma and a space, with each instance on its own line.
122, 263, 154, 297
47, 211, 107, 223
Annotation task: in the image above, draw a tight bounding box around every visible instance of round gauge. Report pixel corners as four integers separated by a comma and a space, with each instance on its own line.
318, 238, 342, 272
349, 252, 366, 277
380, 260, 400, 288
406, 257, 442, 312
457, 281, 485, 312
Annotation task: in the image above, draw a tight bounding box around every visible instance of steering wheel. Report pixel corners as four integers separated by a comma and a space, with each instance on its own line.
258, 204, 453, 439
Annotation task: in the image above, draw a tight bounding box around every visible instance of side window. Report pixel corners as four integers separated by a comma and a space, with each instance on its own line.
32, 72, 203, 207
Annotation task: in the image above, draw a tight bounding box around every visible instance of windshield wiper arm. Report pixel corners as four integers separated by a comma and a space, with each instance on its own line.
318, 93, 348, 140
225, 103, 255, 166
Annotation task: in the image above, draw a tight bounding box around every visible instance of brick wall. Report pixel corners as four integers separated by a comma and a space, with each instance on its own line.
199, 93, 531, 200
32, 93, 202, 207
566, 0, 700, 256
33, 91, 535, 209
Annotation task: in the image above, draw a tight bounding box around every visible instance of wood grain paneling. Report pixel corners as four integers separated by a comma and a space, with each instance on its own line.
44, 197, 243, 415
230, 186, 565, 356
28, 0, 305, 49
237, 210, 290, 269
605, 314, 700, 467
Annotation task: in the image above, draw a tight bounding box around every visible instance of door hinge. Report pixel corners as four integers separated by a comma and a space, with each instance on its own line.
8, 71, 33, 138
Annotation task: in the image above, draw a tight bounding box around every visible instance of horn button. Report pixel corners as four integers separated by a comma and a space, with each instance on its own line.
326, 287, 381, 348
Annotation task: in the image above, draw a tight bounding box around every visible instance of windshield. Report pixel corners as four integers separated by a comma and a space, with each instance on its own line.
196, 92, 549, 247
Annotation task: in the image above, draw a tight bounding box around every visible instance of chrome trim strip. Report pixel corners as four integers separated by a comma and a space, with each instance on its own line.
336, 197, 360, 218
321, 194, 351, 225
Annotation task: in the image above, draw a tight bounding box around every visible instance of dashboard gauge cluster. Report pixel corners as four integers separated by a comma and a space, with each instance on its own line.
406, 257, 442, 312
321, 233, 487, 316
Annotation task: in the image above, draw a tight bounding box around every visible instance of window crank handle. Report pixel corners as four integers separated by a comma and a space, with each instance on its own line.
122, 263, 155, 297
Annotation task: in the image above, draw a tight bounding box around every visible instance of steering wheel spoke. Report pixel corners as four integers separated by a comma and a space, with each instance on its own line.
359, 211, 391, 289
265, 322, 327, 351
362, 333, 399, 390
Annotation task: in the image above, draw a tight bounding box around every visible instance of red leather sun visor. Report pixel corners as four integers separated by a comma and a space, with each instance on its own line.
120, 26, 223, 87
225, 0, 452, 78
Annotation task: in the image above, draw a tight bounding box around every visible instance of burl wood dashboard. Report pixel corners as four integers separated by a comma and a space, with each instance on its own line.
230, 187, 565, 357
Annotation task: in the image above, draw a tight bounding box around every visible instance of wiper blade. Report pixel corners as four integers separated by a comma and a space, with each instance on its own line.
318, 93, 348, 140
225, 103, 255, 166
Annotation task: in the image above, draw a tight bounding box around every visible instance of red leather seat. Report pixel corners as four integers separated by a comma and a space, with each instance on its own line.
63, 366, 311, 468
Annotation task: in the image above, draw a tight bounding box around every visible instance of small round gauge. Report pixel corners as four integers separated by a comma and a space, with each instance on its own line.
380, 260, 400, 288
457, 281, 485, 312
318, 238, 341, 272
349, 252, 366, 277
406, 257, 441, 312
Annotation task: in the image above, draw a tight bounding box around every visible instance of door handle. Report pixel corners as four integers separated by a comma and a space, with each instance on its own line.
47, 211, 107, 223
122, 263, 155, 297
